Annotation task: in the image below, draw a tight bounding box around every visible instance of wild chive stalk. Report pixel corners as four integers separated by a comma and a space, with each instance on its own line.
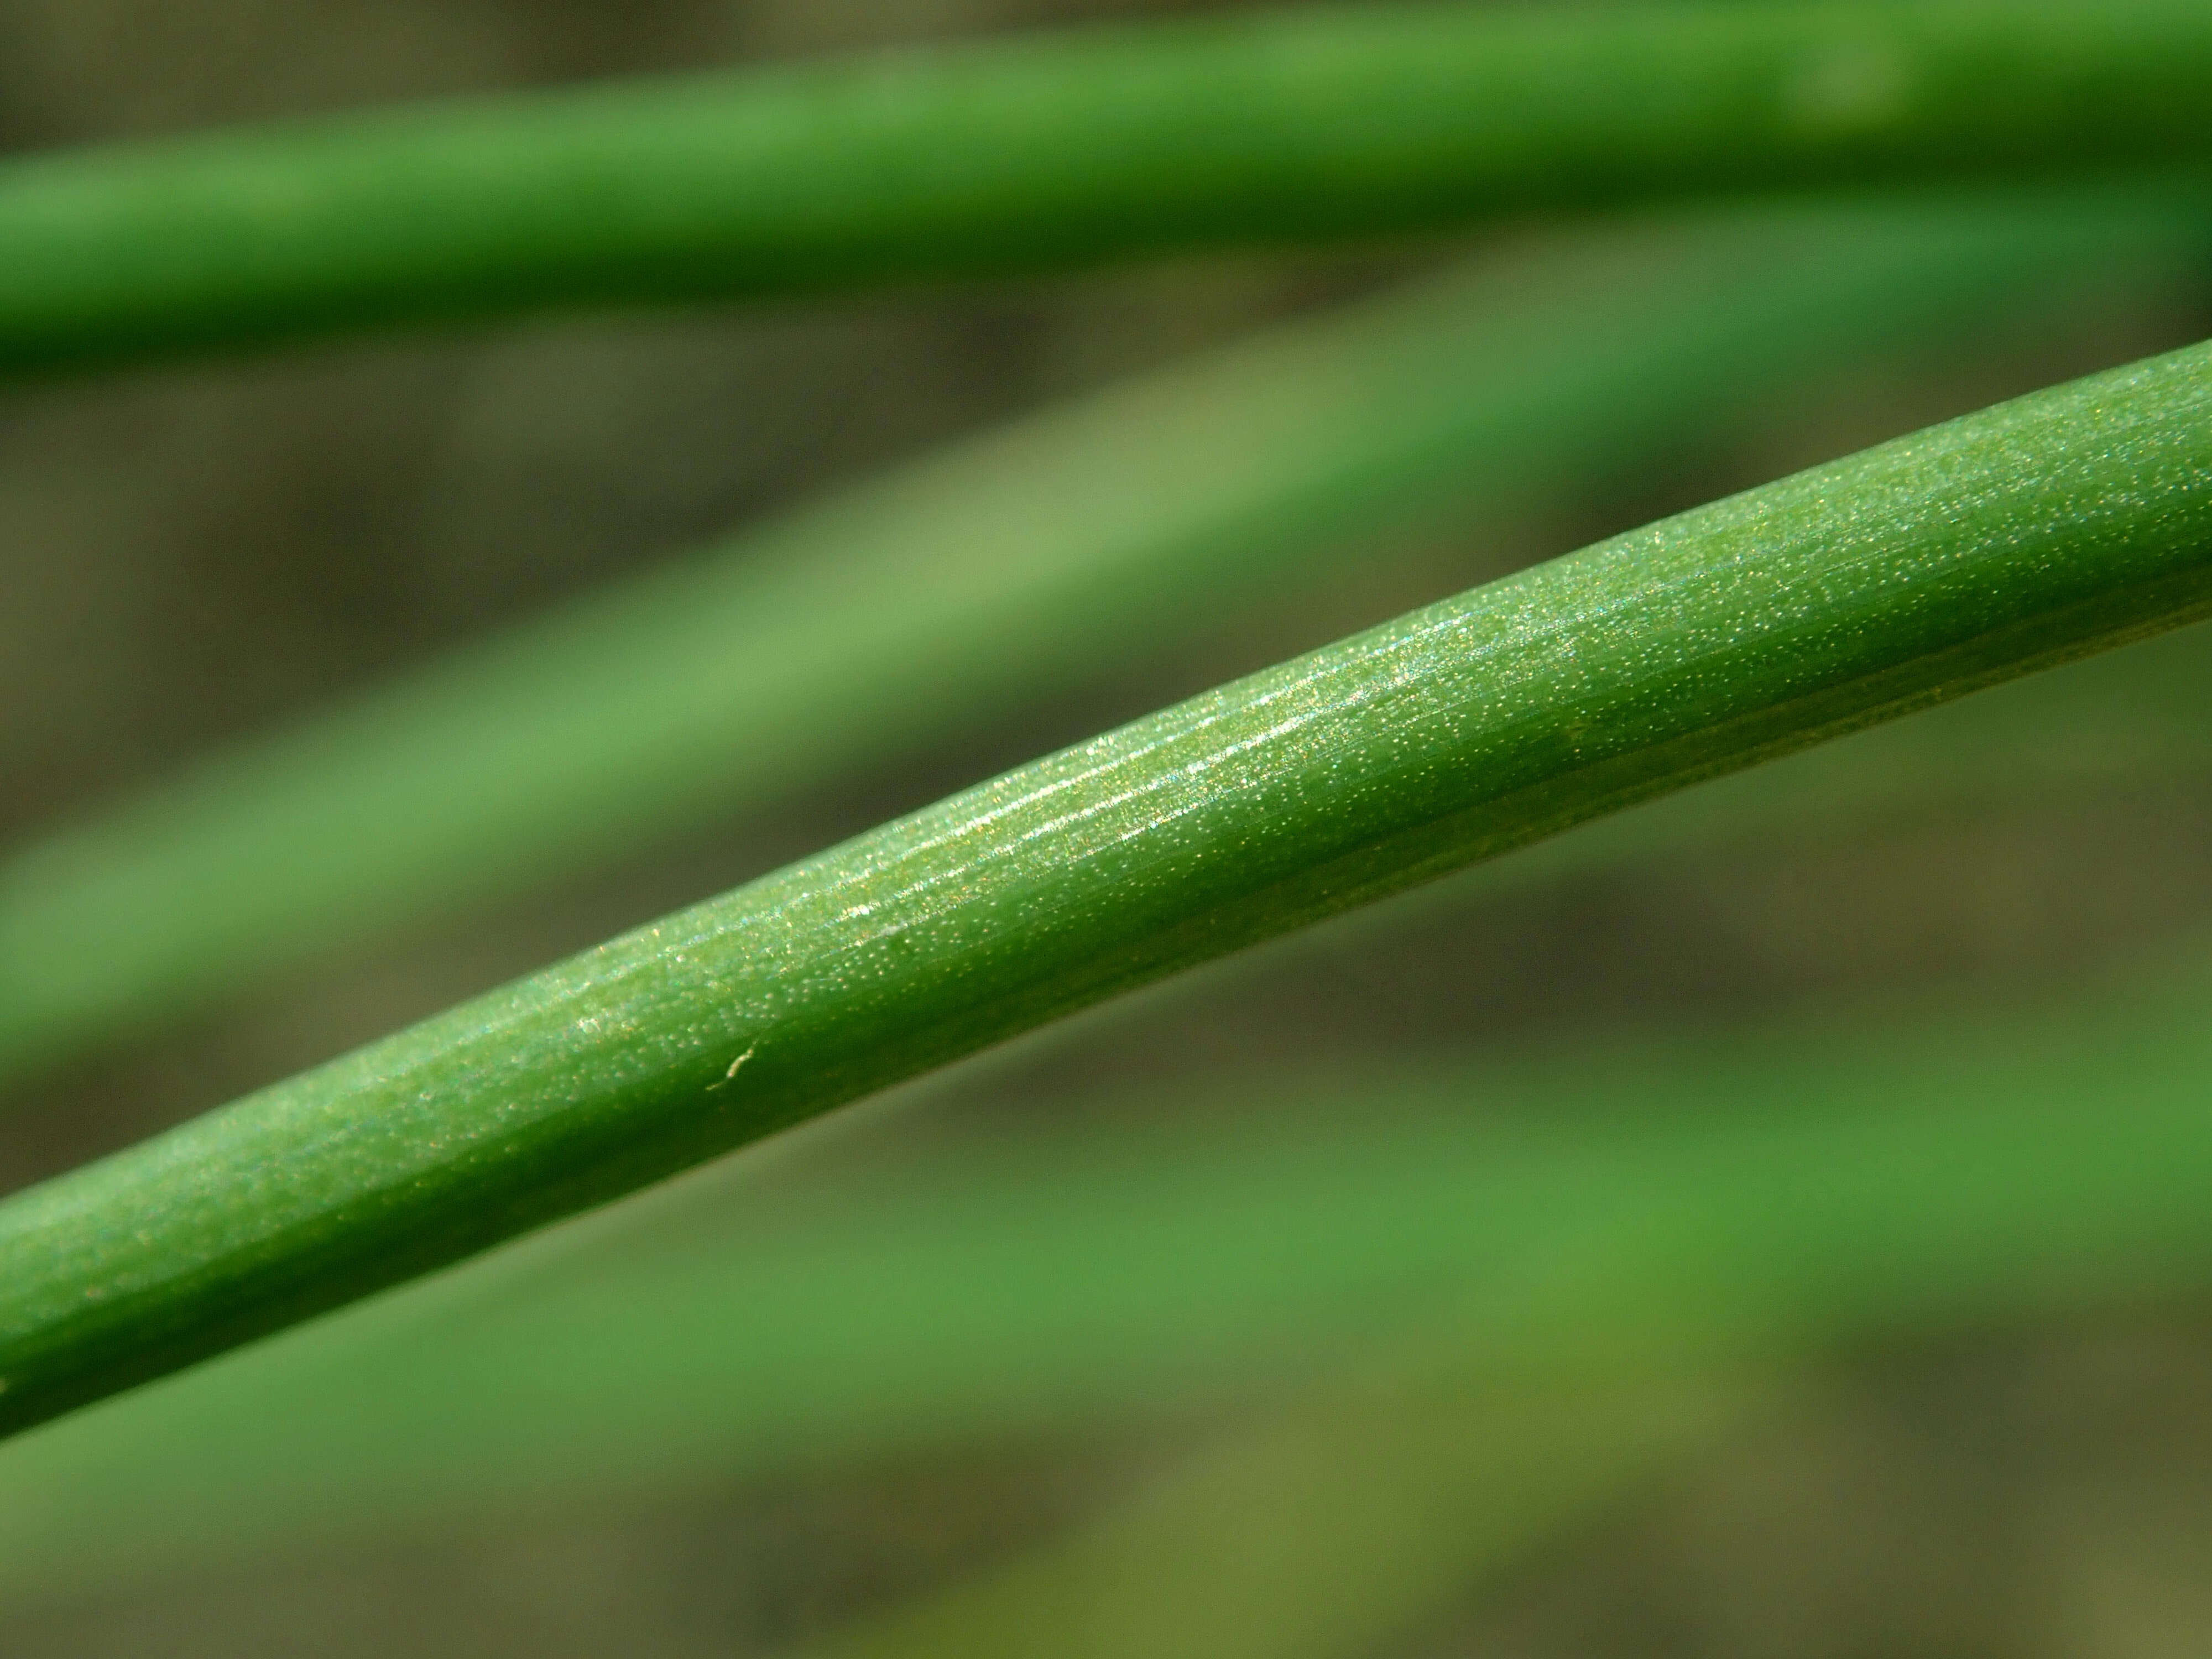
9, 962, 2212, 1598
5, 190, 2200, 1088
3, 337, 2211, 1439
3, 2, 2212, 371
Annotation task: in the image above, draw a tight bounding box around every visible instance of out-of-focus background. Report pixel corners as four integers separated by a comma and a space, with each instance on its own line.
4, 2, 2212, 1655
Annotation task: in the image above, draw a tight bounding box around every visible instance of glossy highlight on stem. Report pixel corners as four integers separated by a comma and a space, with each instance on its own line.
3, 337, 2211, 1438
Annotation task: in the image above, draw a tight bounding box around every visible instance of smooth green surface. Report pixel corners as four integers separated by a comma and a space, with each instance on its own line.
7, 191, 2200, 1087
7, 956, 2212, 1600
6, 2, 2212, 370
4, 340, 2212, 1439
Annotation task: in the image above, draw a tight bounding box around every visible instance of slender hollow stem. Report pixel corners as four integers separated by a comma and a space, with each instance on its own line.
4, 1, 2212, 371
6, 191, 2197, 1088
4, 339, 2212, 1439
9, 971, 2212, 1599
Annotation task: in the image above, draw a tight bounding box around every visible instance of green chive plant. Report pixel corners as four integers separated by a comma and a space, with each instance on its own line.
4, 2, 2212, 1653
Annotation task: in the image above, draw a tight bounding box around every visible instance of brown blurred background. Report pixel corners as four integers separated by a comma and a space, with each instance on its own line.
5, 2, 2212, 1654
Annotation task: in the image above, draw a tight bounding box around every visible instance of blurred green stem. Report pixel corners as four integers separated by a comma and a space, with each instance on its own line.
4, 191, 2205, 1087
4, 335, 2212, 1437
6, 2, 2212, 370
796, 1364, 1766, 1659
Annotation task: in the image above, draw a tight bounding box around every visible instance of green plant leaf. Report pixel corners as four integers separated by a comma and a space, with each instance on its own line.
5, 1, 2212, 371
4, 336, 2211, 1440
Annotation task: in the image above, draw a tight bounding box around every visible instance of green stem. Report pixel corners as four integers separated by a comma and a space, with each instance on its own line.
4, 190, 2201, 1087
7, 959, 2212, 1600
4, 338, 2212, 1438
5, 1, 2212, 370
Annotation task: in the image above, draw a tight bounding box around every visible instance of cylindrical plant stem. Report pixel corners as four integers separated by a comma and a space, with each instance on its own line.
4, 1, 2212, 369
8, 974, 2212, 1598
3, 338, 2212, 1438
6, 191, 2197, 1088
